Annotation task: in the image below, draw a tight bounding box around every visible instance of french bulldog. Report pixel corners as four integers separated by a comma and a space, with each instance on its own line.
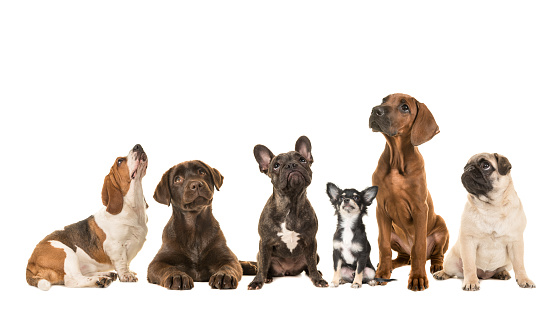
248, 136, 328, 290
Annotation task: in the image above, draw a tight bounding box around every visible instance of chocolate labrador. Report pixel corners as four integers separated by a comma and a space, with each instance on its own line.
147, 160, 256, 290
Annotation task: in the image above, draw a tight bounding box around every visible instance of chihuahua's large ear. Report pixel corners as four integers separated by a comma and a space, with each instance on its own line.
326, 182, 341, 201
254, 144, 274, 174
295, 135, 313, 163
362, 186, 378, 206
153, 167, 173, 206
102, 175, 124, 215
494, 153, 512, 175
411, 100, 439, 146
198, 161, 224, 191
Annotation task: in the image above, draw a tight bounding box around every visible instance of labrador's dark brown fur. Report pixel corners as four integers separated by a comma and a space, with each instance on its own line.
369, 93, 449, 291
147, 160, 256, 290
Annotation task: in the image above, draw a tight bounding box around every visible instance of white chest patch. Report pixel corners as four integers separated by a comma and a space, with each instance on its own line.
277, 222, 300, 252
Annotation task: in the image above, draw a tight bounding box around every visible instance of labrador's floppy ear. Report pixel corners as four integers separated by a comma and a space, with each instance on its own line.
254, 144, 275, 174
153, 167, 173, 206
102, 174, 124, 215
494, 153, 512, 176
411, 100, 439, 146
197, 161, 224, 191
295, 135, 313, 163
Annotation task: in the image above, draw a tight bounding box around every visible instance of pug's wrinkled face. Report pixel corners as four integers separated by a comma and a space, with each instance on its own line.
461, 153, 512, 199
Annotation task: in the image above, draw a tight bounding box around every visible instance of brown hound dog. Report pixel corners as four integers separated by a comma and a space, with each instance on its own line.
369, 93, 449, 291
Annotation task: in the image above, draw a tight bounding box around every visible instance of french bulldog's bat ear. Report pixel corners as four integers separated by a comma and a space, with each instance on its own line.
362, 186, 378, 206
295, 135, 313, 163
254, 144, 274, 174
326, 182, 341, 201
411, 100, 439, 146
153, 167, 173, 206
494, 153, 512, 175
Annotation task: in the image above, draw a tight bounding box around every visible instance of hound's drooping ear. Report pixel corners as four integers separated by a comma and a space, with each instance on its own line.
361, 186, 378, 206
102, 175, 124, 215
254, 144, 275, 174
494, 153, 512, 175
326, 182, 342, 202
411, 101, 440, 146
295, 135, 313, 163
153, 167, 173, 206
198, 160, 224, 191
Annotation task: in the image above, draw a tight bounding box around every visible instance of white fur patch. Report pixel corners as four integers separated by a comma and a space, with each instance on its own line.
277, 222, 300, 252
37, 279, 51, 291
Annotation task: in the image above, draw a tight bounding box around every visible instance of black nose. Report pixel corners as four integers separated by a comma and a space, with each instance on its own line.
285, 163, 298, 169
372, 106, 385, 116
133, 144, 143, 152
344, 198, 350, 203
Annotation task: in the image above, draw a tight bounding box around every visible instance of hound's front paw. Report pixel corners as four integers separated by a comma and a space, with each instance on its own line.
119, 271, 138, 282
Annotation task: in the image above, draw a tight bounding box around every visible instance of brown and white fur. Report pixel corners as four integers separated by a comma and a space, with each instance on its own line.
26, 144, 148, 290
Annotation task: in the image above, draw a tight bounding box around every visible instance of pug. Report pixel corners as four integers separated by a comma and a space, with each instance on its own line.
433, 153, 535, 290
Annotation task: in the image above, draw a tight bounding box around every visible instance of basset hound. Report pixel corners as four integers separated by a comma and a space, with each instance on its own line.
26, 144, 148, 290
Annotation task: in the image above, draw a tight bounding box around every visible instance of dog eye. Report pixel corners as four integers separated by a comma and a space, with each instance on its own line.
174, 176, 182, 183
117, 158, 124, 166
273, 163, 280, 170
198, 169, 207, 176
400, 104, 410, 112
353, 195, 359, 201
299, 157, 306, 163
338, 197, 343, 202
481, 161, 491, 170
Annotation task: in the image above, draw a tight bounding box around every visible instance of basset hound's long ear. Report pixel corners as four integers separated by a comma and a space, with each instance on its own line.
411, 100, 440, 146
197, 161, 224, 191
101, 175, 124, 215
153, 167, 173, 206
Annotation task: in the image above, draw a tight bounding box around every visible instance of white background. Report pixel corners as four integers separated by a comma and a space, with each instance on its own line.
1, 1, 551, 309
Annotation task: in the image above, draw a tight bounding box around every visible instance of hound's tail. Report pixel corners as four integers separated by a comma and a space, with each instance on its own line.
373, 277, 397, 283
26, 268, 52, 291
240, 261, 258, 275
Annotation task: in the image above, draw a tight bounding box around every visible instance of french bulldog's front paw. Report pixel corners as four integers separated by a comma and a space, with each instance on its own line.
312, 278, 329, 288
368, 280, 377, 286
162, 273, 194, 290
247, 280, 264, 290
119, 271, 138, 282
330, 279, 341, 288
408, 274, 429, 291
432, 270, 451, 280
209, 272, 238, 289
462, 278, 480, 291
516, 277, 536, 288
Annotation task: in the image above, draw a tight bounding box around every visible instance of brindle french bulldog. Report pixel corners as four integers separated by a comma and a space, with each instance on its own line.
248, 136, 328, 290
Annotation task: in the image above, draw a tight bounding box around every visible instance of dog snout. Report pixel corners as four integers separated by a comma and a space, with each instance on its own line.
133, 144, 144, 153
189, 181, 204, 191
285, 162, 298, 169
343, 198, 350, 203
372, 106, 385, 116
